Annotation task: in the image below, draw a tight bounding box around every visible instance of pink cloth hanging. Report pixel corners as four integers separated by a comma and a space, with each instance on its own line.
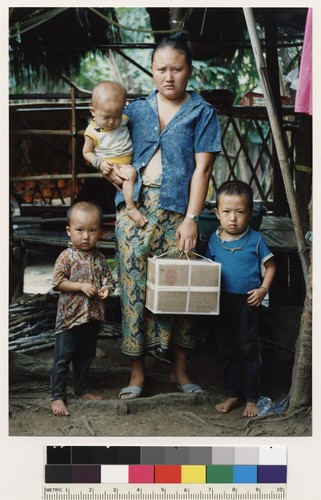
295, 8, 312, 115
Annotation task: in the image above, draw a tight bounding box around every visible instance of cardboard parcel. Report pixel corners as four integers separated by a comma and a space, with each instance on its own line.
146, 256, 221, 315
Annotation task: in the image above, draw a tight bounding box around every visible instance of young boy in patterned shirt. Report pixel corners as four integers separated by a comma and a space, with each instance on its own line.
51, 201, 114, 416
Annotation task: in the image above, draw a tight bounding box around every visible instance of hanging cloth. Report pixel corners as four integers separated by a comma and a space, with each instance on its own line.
295, 8, 312, 115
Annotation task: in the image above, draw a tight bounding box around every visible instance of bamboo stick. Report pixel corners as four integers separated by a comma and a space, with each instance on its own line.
70, 86, 77, 203
243, 8, 309, 285
10, 173, 103, 182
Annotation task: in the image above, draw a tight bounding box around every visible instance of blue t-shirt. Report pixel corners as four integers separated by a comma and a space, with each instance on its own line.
115, 90, 221, 214
205, 227, 273, 294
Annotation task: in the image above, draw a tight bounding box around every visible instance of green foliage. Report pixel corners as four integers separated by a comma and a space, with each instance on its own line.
77, 8, 154, 94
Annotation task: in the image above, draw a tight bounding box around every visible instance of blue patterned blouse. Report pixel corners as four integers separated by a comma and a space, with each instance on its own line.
115, 90, 221, 214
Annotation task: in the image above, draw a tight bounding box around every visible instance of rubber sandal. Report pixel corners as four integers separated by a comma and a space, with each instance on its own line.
119, 386, 143, 399
177, 383, 207, 395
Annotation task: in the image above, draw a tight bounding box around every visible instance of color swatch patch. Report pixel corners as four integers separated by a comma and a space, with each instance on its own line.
45, 446, 287, 485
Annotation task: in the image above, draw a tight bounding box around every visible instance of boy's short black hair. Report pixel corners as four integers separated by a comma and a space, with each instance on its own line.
216, 180, 253, 210
67, 201, 103, 226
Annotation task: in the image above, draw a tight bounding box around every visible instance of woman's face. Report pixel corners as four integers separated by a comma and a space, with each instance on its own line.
151, 46, 193, 101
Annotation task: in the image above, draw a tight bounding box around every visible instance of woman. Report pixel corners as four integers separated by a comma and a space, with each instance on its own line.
99, 32, 221, 399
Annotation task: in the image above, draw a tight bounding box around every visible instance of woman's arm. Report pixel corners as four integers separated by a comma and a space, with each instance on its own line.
176, 152, 216, 253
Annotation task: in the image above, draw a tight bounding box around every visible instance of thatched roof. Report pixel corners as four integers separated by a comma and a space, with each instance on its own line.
9, 7, 121, 86
147, 7, 308, 62
9, 7, 308, 87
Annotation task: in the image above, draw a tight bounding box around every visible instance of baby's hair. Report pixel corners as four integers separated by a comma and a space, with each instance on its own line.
91, 81, 127, 108
216, 180, 254, 210
67, 201, 103, 227
151, 31, 192, 66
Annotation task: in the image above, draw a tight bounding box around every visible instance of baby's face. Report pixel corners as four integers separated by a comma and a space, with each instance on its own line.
91, 100, 123, 131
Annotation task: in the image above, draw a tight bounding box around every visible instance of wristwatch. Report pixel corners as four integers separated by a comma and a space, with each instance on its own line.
186, 213, 199, 222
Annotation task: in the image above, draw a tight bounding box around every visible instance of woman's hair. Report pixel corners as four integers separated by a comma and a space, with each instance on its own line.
67, 201, 103, 226
151, 31, 192, 66
216, 180, 254, 210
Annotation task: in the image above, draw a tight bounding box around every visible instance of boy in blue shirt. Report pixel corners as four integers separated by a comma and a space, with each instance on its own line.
206, 180, 276, 417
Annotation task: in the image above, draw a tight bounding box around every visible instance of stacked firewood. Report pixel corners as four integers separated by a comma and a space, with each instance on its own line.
9, 293, 121, 354
9, 294, 57, 354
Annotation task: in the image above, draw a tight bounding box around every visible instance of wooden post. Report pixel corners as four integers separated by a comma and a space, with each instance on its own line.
243, 8, 309, 285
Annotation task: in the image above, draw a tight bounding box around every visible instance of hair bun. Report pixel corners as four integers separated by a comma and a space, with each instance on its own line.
168, 31, 190, 43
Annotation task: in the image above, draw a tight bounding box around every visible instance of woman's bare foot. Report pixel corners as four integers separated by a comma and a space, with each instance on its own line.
78, 393, 103, 400
215, 397, 241, 413
125, 206, 148, 227
243, 402, 258, 417
51, 399, 70, 417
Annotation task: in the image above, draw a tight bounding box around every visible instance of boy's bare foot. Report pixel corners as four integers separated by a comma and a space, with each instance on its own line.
243, 402, 258, 417
215, 397, 241, 413
78, 393, 103, 400
51, 399, 70, 417
126, 206, 148, 227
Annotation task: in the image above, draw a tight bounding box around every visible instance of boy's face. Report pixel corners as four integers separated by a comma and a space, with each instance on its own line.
90, 100, 123, 131
66, 210, 101, 251
215, 193, 252, 236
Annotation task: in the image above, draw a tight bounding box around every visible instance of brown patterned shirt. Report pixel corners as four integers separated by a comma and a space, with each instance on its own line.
52, 243, 114, 333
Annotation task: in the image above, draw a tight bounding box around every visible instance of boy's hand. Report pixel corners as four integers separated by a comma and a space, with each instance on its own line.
80, 283, 99, 298
247, 287, 267, 307
98, 285, 110, 300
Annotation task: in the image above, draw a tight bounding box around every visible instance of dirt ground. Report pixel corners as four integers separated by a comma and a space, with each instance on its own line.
9, 300, 311, 438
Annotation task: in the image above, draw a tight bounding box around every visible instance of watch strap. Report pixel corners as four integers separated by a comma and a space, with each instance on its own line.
186, 213, 199, 222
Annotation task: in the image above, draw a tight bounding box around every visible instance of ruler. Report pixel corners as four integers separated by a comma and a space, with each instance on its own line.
42, 484, 287, 500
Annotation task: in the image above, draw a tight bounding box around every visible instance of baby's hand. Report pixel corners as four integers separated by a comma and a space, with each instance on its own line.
100, 160, 114, 175
80, 283, 98, 298
98, 285, 110, 300
247, 287, 266, 307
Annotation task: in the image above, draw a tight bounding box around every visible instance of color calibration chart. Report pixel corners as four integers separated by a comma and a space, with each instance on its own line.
43, 445, 287, 500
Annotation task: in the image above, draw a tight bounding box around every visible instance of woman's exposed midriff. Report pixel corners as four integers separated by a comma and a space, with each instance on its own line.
141, 146, 162, 178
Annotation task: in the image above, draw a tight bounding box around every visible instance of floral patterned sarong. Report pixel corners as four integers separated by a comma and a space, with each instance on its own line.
115, 175, 195, 358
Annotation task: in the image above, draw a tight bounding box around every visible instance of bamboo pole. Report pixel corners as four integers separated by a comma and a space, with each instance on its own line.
10, 173, 102, 182
70, 86, 77, 203
243, 8, 309, 285
11, 130, 84, 136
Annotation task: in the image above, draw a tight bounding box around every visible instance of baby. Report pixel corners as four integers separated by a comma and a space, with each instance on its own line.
83, 81, 147, 227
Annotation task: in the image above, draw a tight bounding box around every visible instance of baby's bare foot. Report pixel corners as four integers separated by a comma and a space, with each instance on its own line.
79, 392, 103, 400
215, 397, 241, 414
243, 402, 258, 417
126, 206, 148, 227
51, 399, 70, 417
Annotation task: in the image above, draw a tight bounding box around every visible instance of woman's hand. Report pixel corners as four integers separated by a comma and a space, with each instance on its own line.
176, 218, 198, 254
98, 163, 129, 191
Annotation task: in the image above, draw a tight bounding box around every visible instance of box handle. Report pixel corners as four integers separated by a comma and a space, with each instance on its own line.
152, 249, 213, 264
